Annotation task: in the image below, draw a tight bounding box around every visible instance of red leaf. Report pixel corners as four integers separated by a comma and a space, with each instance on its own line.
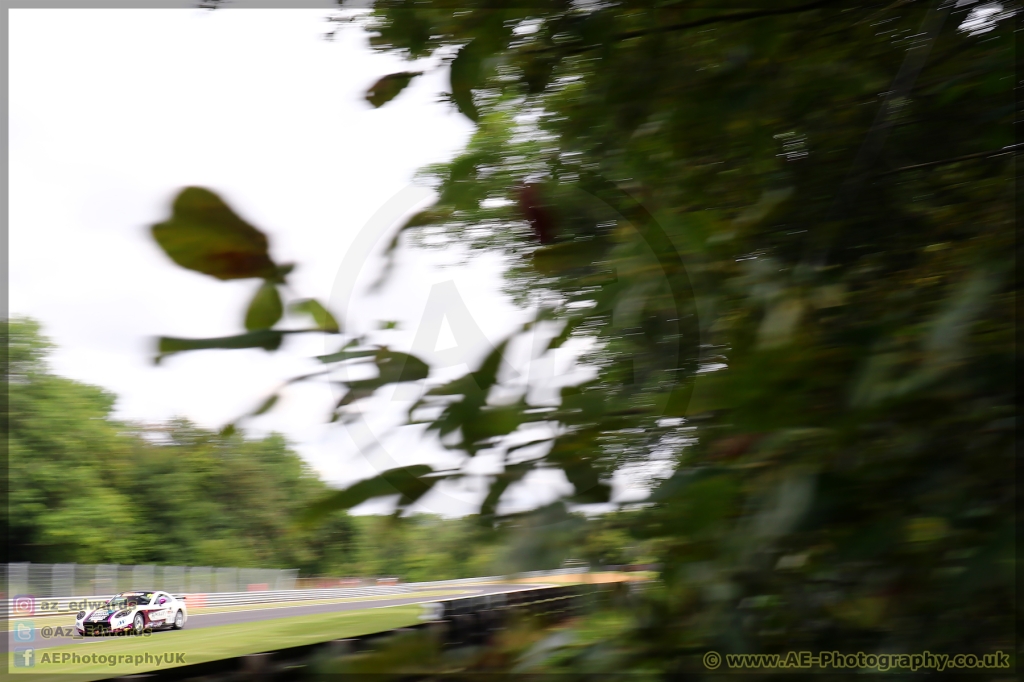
518, 184, 557, 244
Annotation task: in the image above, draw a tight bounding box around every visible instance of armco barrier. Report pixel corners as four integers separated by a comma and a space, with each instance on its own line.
0, 569, 594, 618
1, 585, 418, 618
2, 563, 299, 598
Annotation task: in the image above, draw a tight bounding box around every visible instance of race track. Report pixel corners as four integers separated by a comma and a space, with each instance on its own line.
10, 583, 541, 650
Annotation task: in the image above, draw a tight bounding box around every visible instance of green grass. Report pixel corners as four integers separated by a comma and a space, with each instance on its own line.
6, 604, 423, 681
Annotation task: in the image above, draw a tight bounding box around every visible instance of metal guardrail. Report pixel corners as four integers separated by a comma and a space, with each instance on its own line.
404, 567, 586, 587
0, 569, 593, 618
2, 563, 299, 598
1, 585, 420, 618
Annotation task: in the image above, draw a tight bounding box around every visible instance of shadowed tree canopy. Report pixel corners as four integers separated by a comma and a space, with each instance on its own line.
149, 0, 1014, 674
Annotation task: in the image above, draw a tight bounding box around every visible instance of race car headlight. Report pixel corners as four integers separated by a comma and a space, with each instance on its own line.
77, 611, 86, 620
114, 609, 130, 619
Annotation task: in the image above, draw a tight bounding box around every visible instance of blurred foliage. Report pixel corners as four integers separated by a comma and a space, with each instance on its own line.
6, 318, 653, 579
151, 0, 1013, 675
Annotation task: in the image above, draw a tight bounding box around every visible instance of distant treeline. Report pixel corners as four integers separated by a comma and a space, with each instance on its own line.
6, 318, 654, 579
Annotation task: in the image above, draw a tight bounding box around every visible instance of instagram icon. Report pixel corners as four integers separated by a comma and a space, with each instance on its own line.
13, 595, 35, 617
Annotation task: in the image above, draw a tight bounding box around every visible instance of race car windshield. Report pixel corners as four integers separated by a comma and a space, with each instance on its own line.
106, 594, 151, 609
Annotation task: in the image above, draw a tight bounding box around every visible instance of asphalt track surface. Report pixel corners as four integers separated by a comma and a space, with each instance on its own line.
12, 583, 544, 650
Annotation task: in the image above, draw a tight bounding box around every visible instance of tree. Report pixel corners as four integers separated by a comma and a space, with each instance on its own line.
148, 0, 1015, 673
4, 318, 352, 572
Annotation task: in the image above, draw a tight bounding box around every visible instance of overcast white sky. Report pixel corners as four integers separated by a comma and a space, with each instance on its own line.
10, 8, 652, 516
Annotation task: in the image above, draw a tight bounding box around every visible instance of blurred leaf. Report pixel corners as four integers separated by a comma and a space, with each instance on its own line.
365, 71, 422, 108
155, 330, 284, 364
244, 281, 283, 331
331, 349, 430, 413
250, 393, 279, 417
750, 469, 817, 542
151, 187, 277, 280
679, 369, 731, 415
422, 337, 510, 401
547, 430, 611, 504
317, 339, 376, 364
732, 187, 794, 230
333, 382, 379, 411
922, 260, 1007, 368
375, 349, 430, 384
479, 459, 533, 522
520, 53, 559, 95
757, 297, 804, 349
290, 299, 341, 333
450, 40, 482, 122
547, 315, 584, 351
385, 206, 449, 255
532, 240, 608, 276
461, 402, 529, 454
470, 337, 511, 392
905, 516, 949, 544
301, 464, 435, 523
370, 206, 454, 292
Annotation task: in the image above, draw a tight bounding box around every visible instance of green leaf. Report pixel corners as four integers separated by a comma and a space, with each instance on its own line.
250, 393, 279, 417
151, 187, 278, 280
365, 71, 422, 107
331, 348, 431, 412
244, 281, 283, 331
462, 403, 527, 445
334, 382, 380, 410
520, 53, 558, 95
479, 459, 533, 521
470, 337, 511, 392
546, 430, 611, 504
369, 206, 454, 293
547, 315, 584, 351
290, 299, 341, 333
317, 347, 378, 364
300, 464, 436, 524
385, 207, 447, 253
450, 40, 482, 122
531, 240, 608, 276
375, 349, 430, 384
155, 330, 285, 364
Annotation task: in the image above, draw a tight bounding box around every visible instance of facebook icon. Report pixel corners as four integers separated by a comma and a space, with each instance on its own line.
14, 648, 35, 668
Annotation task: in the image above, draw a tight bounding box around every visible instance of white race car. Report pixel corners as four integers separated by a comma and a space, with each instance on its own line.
76, 591, 188, 636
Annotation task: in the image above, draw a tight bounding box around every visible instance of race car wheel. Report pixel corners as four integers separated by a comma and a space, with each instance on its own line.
173, 610, 184, 630
133, 614, 145, 635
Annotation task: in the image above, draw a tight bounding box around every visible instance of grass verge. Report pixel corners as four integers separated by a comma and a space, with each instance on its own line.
7, 604, 422, 681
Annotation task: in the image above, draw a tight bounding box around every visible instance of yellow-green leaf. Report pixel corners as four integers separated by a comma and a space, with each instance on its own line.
244, 281, 283, 331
